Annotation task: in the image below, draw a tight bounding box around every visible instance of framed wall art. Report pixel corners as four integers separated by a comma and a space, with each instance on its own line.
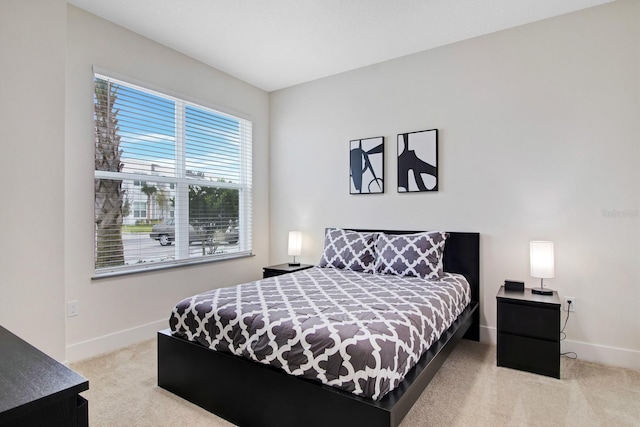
350, 136, 384, 194
397, 129, 438, 192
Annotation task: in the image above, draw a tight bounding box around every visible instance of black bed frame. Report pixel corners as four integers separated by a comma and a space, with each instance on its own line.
158, 230, 480, 427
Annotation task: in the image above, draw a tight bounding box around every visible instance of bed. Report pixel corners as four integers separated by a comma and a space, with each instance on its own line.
158, 229, 480, 427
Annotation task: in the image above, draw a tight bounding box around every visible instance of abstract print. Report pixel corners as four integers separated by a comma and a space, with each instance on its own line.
398, 129, 438, 192
350, 136, 384, 194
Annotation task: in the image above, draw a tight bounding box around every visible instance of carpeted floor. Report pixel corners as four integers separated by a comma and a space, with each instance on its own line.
70, 339, 640, 426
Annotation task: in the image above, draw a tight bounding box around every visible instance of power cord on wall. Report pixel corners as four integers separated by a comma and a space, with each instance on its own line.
560, 300, 577, 359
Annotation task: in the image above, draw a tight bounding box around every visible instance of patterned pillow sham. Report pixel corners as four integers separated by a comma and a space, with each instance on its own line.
375, 231, 449, 279
318, 228, 378, 273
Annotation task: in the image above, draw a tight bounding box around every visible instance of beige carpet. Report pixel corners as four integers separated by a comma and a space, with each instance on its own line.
70, 339, 640, 427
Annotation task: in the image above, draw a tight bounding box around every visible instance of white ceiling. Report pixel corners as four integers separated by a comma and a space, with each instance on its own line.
67, 0, 614, 92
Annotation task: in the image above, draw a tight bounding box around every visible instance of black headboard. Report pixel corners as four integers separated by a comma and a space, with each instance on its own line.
341, 228, 480, 341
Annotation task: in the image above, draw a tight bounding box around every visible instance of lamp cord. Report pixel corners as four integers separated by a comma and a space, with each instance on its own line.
560, 301, 577, 359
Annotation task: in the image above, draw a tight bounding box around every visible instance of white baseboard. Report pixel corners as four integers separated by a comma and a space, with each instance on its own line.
560, 339, 640, 371
480, 324, 497, 345
65, 319, 166, 363
479, 325, 640, 371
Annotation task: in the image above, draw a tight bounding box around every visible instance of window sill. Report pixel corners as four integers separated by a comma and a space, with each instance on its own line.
92, 252, 254, 280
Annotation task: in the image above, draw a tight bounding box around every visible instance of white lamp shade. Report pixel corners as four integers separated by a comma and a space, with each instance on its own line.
530, 241, 554, 279
288, 231, 302, 256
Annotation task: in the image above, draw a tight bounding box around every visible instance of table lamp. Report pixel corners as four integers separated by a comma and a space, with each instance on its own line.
530, 241, 554, 295
288, 231, 302, 266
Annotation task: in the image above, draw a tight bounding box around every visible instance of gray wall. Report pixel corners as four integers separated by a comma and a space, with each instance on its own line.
0, 0, 67, 361
269, 1, 640, 368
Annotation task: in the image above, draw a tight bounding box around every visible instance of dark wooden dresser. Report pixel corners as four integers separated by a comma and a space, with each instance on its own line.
0, 325, 89, 426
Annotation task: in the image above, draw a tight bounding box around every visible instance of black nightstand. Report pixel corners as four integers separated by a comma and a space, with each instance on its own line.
263, 263, 314, 278
496, 286, 561, 378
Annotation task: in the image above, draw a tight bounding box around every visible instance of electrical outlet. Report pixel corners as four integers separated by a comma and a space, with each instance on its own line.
564, 297, 575, 312
67, 300, 79, 317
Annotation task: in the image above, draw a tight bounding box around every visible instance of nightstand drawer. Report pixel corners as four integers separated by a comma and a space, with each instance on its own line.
497, 333, 560, 378
498, 301, 559, 341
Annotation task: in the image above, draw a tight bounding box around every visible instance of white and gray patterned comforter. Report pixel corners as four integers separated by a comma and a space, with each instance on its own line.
169, 267, 470, 400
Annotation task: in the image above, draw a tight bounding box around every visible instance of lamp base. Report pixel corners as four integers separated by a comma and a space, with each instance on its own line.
531, 287, 554, 296
288, 262, 301, 267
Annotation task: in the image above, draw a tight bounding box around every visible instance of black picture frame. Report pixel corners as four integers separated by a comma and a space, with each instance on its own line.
350, 136, 384, 194
397, 129, 438, 192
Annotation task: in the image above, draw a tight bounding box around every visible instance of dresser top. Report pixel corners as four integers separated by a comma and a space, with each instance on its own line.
0, 326, 88, 421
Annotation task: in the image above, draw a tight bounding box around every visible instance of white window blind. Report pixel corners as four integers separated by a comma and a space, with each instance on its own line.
94, 73, 252, 276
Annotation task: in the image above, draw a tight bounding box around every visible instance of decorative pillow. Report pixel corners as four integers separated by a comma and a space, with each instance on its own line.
318, 229, 378, 273
375, 231, 449, 279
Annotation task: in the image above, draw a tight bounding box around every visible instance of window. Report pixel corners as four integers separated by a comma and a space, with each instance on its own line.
133, 201, 146, 219
94, 73, 252, 276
